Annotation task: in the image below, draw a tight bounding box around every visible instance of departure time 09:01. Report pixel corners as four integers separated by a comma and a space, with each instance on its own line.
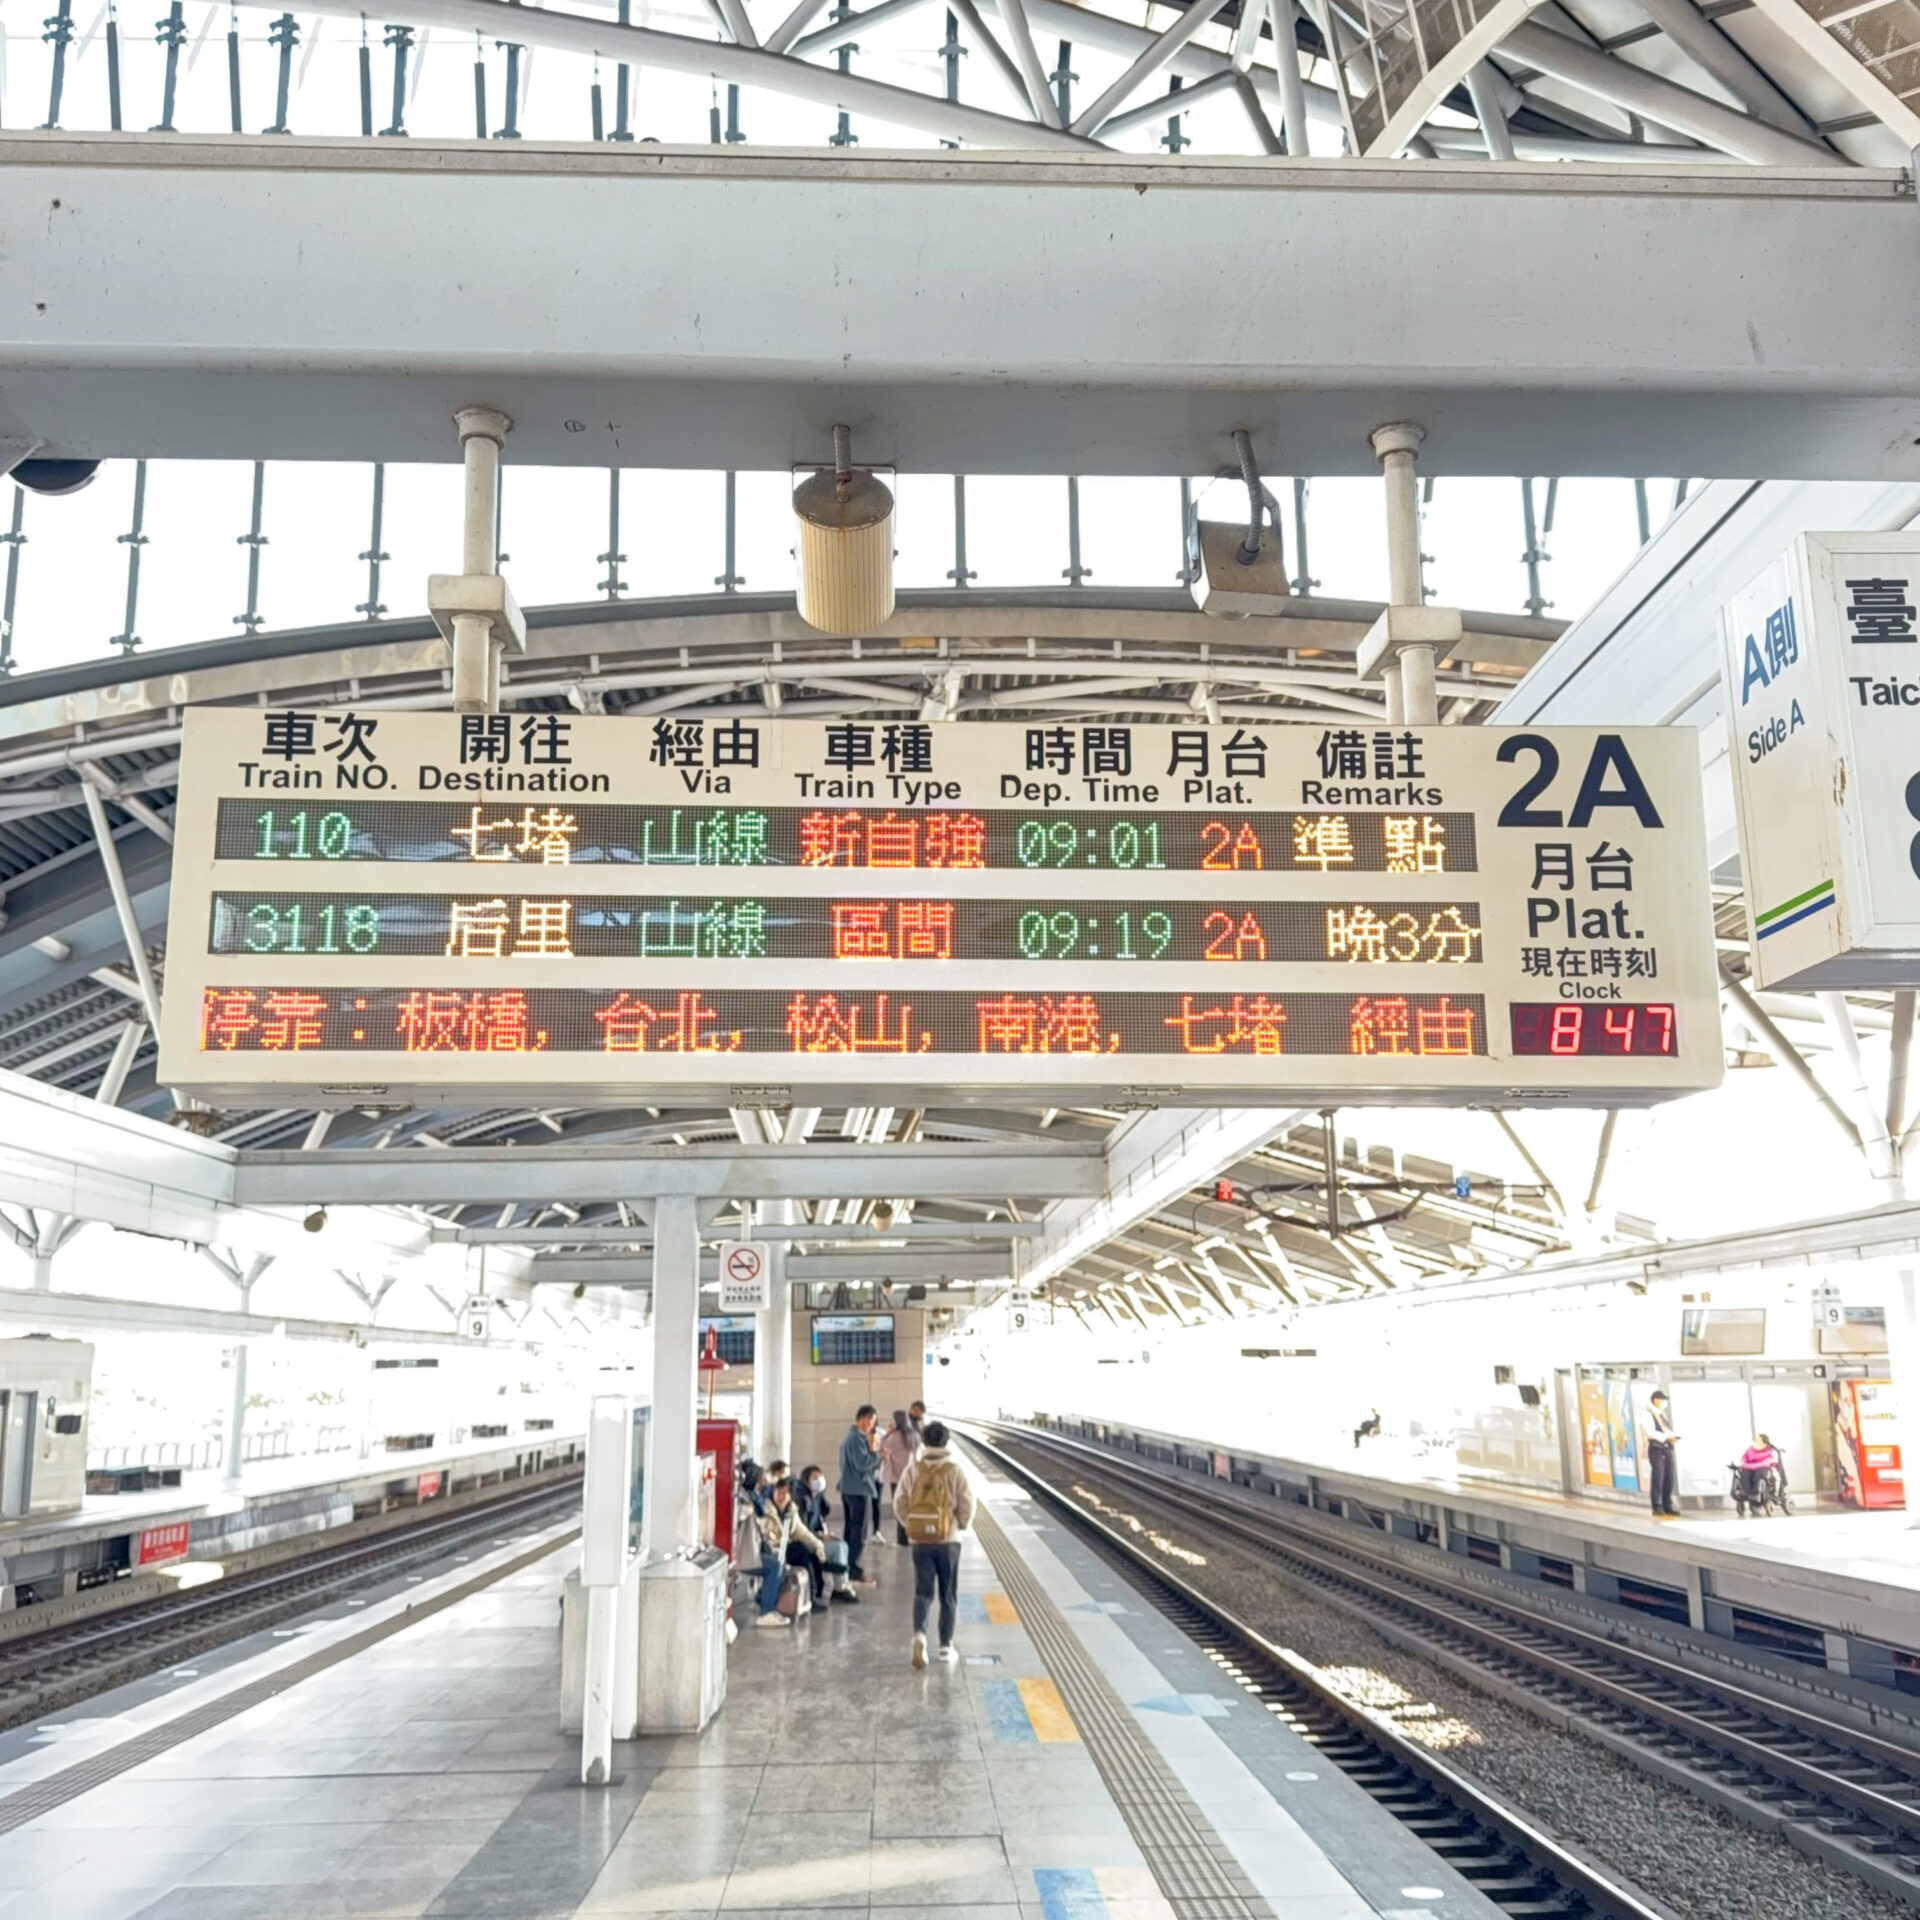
1015, 819, 1165, 869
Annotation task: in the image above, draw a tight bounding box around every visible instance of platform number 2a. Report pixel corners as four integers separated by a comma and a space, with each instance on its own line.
1495, 735, 1664, 831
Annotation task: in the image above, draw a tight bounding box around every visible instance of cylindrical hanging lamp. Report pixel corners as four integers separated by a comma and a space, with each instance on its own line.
793, 425, 894, 636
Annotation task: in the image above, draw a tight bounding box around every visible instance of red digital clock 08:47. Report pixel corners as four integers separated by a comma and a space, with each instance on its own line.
1509, 1003, 1677, 1057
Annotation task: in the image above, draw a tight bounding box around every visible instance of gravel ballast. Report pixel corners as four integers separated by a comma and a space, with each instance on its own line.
995, 1438, 1913, 1920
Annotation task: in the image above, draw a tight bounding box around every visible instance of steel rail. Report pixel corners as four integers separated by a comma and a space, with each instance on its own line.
958, 1422, 1670, 1920
0, 1472, 580, 1725
981, 1420, 1920, 1903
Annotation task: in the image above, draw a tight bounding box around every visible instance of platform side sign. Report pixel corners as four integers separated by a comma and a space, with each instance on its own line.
1722, 531, 1920, 989
157, 711, 1722, 1108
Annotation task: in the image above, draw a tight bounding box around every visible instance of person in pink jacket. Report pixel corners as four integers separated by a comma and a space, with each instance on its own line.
879, 1408, 921, 1545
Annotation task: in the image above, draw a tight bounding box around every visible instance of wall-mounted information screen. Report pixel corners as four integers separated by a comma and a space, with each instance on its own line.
158, 711, 1721, 1108
699, 1317, 756, 1366
811, 1314, 896, 1367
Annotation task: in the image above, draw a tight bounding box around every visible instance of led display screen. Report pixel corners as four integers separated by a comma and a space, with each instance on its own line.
218, 799, 1480, 874
161, 711, 1723, 1107
1508, 1003, 1677, 1056
207, 891, 1485, 966
196, 984, 1489, 1057
811, 1314, 896, 1366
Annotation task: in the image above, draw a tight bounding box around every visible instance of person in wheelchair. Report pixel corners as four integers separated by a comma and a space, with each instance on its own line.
1732, 1433, 1788, 1514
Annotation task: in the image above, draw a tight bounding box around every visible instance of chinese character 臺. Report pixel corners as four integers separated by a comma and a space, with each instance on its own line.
1845, 576, 1917, 645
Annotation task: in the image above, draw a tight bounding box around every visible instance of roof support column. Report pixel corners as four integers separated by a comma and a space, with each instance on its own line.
1372, 423, 1431, 725
754, 1210, 793, 1466
650, 1193, 702, 1556
450, 406, 511, 713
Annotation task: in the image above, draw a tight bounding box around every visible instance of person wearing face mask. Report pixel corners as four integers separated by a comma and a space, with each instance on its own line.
797, 1464, 859, 1604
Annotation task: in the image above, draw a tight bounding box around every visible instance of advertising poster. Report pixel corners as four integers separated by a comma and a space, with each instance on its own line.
1606, 1379, 1641, 1491
1578, 1380, 1612, 1487
1831, 1382, 1864, 1508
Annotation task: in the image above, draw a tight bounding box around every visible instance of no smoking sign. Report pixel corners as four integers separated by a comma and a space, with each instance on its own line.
717, 1241, 770, 1312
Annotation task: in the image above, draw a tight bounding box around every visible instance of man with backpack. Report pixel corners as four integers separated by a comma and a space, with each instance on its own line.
891, 1420, 975, 1669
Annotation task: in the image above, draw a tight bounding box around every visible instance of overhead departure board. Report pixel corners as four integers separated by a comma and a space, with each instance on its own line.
157, 710, 1722, 1108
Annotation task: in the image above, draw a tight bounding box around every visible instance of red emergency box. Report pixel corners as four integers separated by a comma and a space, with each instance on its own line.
697, 1417, 742, 1560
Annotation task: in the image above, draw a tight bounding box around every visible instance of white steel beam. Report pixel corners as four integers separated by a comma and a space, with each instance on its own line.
233, 1142, 1106, 1208
5, 139, 1915, 479
530, 1248, 1010, 1284
1022, 1107, 1309, 1294
0, 1283, 557, 1346
439, 1220, 1042, 1244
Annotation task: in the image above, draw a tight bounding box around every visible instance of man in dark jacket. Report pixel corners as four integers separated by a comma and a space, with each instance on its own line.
838, 1405, 880, 1584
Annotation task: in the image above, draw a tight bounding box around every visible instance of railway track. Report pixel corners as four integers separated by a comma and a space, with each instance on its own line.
0, 1473, 581, 1731
961, 1422, 1671, 1920
971, 1419, 1920, 1914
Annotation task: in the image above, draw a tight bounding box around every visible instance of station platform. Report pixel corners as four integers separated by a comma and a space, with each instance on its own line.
1023, 1414, 1920, 1691
0, 1432, 581, 1626
0, 1449, 1497, 1920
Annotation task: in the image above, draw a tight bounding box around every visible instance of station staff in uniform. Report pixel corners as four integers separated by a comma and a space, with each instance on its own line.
1646, 1390, 1681, 1517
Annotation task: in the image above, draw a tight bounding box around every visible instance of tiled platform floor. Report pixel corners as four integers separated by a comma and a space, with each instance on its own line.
0, 1465, 1485, 1920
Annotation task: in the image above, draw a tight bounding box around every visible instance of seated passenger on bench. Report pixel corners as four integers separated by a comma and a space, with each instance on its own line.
755, 1476, 826, 1629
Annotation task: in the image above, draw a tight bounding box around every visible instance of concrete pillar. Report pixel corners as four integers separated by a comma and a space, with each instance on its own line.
29, 1251, 52, 1293
223, 1342, 248, 1488
582, 1585, 617, 1785
650, 1194, 701, 1557
755, 1235, 792, 1466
